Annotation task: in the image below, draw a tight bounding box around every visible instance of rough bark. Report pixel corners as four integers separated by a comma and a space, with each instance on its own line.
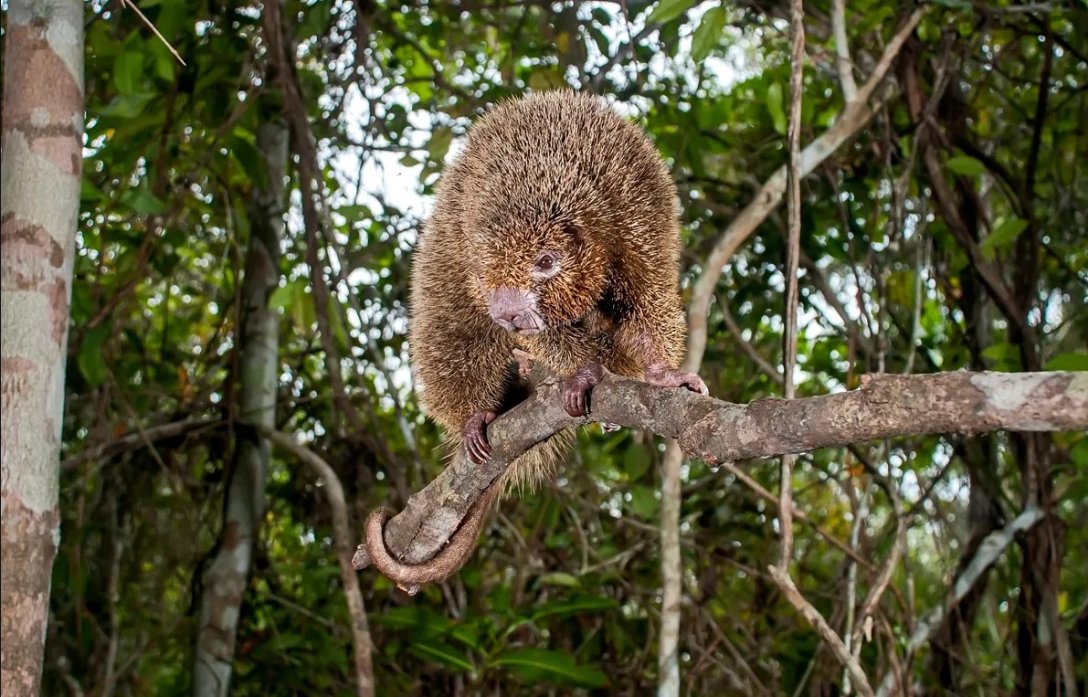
1, 1, 84, 693
355, 370, 1086, 572
192, 114, 287, 697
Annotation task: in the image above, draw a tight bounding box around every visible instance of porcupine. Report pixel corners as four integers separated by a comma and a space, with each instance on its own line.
364, 90, 708, 592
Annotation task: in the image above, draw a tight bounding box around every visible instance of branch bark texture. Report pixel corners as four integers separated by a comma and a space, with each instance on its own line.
355, 370, 1085, 571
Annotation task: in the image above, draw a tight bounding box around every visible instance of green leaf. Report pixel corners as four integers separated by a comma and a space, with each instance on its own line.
622, 446, 650, 480
1044, 352, 1088, 371
78, 325, 111, 388
647, 0, 699, 25
946, 155, 986, 176
691, 7, 726, 62
979, 216, 1028, 261
492, 649, 608, 689
629, 484, 659, 519
121, 188, 166, 216
408, 641, 474, 672
766, 82, 786, 135
428, 126, 454, 164
531, 596, 618, 621
981, 342, 1019, 368
113, 50, 145, 95
230, 134, 266, 186
535, 572, 581, 589
528, 66, 566, 91
148, 40, 176, 82
371, 606, 453, 634
291, 290, 316, 332
101, 93, 156, 119
81, 178, 105, 202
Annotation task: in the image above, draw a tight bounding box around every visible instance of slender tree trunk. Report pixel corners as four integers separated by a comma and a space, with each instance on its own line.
192, 109, 287, 697
1, 1, 84, 693
657, 441, 684, 697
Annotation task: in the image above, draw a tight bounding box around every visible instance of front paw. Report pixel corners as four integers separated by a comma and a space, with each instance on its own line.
463, 410, 497, 464
559, 362, 606, 417
645, 363, 709, 395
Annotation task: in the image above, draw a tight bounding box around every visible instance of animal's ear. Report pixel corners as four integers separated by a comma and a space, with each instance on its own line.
561, 221, 582, 246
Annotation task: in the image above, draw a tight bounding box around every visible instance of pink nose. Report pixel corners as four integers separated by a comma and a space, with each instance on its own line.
488, 286, 535, 332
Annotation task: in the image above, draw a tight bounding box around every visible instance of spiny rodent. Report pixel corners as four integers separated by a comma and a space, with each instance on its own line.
365, 90, 707, 593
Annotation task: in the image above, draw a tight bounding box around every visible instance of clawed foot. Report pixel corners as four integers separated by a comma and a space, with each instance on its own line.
463, 410, 497, 464
559, 363, 606, 417
645, 362, 709, 395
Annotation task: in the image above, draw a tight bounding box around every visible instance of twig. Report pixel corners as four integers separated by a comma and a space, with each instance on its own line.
778, 0, 805, 572
772, 4, 870, 691
842, 474, 869, 695
257, 426, 376, 697
769, 566, 875, 697
683, 8, 926, 375
831, 0, 858, 100
701, 610, 773, 697
588, 22, 657, 91
713, 459, 874, 570
262, 0, 405, 496
902, 236, 928, 375
61, 417, 221, 471
717, 296, 783, 385
119, 0, 186, 65
875, 506, 1045, 697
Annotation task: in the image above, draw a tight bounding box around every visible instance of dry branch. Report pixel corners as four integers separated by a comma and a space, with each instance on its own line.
353, 370, 1086, 571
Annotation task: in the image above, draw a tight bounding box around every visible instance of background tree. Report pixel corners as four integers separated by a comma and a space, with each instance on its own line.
1, 1, 84, 693
20, 0, 1087, 695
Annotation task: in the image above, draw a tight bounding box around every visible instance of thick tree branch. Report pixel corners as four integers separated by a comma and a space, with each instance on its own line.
354, 370, 1085, 571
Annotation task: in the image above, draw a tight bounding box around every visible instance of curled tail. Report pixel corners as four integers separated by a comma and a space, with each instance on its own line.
364, 431, 574, 593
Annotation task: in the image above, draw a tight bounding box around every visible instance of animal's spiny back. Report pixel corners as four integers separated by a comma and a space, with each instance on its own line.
453, 91, 679, 243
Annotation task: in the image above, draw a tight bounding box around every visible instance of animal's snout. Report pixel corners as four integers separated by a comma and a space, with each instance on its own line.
488, 286, 542, 334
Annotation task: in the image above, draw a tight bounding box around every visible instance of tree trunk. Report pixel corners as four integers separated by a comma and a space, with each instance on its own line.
192, 111, 287, 697
657, 440, 684, 697
1, 1, 84, 693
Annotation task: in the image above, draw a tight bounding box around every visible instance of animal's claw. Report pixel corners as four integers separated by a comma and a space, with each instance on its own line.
463, 410, 497, 464
645, 363, 709, 396
559, 362, 606, 418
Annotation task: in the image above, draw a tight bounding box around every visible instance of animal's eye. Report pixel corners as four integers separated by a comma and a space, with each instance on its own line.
535, 254, 555, 271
